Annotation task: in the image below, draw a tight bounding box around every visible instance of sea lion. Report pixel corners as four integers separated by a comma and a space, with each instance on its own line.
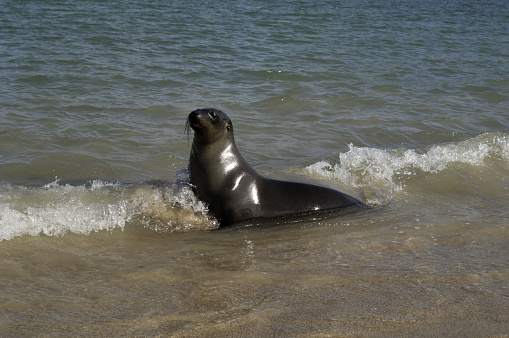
186, 108, 365, 227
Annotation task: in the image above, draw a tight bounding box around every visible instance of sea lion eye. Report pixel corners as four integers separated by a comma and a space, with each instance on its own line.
227, 125, 231, 132
209, 111, 217, 120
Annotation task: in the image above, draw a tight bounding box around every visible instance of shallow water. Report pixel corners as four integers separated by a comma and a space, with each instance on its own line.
1, 219, 508, 336
1, 0, 509, 335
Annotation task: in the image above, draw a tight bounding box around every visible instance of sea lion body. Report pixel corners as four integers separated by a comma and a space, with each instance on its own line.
187, 108, 364, 226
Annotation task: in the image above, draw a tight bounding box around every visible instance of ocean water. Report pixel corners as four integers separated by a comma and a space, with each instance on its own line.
1, 0, 508, 335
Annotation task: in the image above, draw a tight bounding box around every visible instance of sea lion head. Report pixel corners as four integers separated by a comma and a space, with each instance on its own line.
187, 108, 234, 146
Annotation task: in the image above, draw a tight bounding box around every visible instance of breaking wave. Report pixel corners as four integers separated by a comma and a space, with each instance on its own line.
0, 178, 218, 241
306, 132, 509, 205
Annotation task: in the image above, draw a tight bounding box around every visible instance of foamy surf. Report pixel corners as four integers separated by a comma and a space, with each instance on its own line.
0, 179, 218, 241
306, 132, 509, 205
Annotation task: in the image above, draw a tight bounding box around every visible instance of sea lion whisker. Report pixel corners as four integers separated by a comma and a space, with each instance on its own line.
184, 120, 190, 135
184, 120, 193, 150
191, 141, 199, 157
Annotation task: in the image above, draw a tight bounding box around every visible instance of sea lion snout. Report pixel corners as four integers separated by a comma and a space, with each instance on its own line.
188, 110, 206, 134
188, 108, 228, 135
188, 109, 201, 123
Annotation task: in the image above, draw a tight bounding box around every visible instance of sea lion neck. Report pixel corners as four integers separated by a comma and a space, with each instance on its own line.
191, 133, 236, 156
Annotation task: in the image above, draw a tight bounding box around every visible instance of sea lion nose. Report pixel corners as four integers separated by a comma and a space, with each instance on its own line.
188, 110, 201, 124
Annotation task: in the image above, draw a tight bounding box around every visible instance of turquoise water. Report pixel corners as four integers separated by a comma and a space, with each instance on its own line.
1, 0, 508, 335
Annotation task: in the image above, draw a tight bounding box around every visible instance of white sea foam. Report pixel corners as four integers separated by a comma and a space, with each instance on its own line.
0, 179, 216, 241
306, 132, 509, 203
0, 180, 128, 241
